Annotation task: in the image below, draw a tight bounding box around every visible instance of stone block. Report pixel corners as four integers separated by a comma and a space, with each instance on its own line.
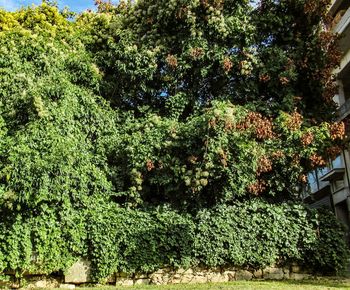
175, 268, 186, 275
65, 259, 92, 284
183, 268, 194, 275
149, 273, 164, 285
168, 274, 182, 284
263, 267, 284, 280
264, 272, 284, 280
34, 280, 48, 288
290, 273, 311, 280
192, 268, 208, 277
134, 278, 150, 285
161, 274, 172, 285
59, 284, 76, 289
180, 274, 194, 283
35, 278, 59, 288
169, 278, 181, 284
207, 272, 229, 283
253, 269, 263, 279
115, 278, 134, 286
223, 270, 236, 281
25, 276, 60, 289
187, 275, 207, 284
11, 283, 20, 289
235, 270, 253, 281
283, 268, 290, 279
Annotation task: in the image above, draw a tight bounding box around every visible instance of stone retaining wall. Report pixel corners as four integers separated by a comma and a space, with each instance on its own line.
0, 260, 313, 289
112, 265, 311, 287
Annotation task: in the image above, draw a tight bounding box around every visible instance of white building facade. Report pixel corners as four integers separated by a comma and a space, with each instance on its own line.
304, 0, 350, 243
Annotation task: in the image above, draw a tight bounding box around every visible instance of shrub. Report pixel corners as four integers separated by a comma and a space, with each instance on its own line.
86, 202, 349, 279
194, 201, 317, 268
305, 208, 350, 275
87, 204, 195, 280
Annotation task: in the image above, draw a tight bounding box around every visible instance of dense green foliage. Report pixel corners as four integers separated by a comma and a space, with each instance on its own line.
0, 201, 347, 279
110, 102, 340, 209
77, 0, 339, 119
305, 209, 350, 274
0, 0, 348, 280
88, 201, 349, 279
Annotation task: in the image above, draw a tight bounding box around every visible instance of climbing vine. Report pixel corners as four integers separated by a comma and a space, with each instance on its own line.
0, 0, 348, 279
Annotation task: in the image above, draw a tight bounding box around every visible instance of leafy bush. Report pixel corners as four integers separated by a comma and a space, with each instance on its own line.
194, 201, 317, 268
88, 205, 195, 279
194, 202, 349, 275
305, 209, 350, 275
0, 200, 347, 278
87, 202, 350, 279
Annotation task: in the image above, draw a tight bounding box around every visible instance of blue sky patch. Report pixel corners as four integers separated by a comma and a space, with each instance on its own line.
0, 0, 97, 12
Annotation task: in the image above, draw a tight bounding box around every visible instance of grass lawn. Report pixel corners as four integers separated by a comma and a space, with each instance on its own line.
79, 279, 350, 290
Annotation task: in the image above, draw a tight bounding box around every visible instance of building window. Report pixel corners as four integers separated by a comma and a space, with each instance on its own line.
304, 154, 345, 196
332, 155, 344, 168
305, 166, 330, 195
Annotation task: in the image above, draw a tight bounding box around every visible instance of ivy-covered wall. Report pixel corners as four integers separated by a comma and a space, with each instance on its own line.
0, 0, 348, 281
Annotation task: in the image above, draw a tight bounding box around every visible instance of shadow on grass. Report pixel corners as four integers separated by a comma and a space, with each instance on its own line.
128, 279, 350, 290
80, 278, 350, 290
279, 278, 350, 288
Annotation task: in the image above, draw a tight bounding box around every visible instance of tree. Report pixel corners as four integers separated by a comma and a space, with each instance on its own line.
74, 0, 343, 208
78, 0, 340, 119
